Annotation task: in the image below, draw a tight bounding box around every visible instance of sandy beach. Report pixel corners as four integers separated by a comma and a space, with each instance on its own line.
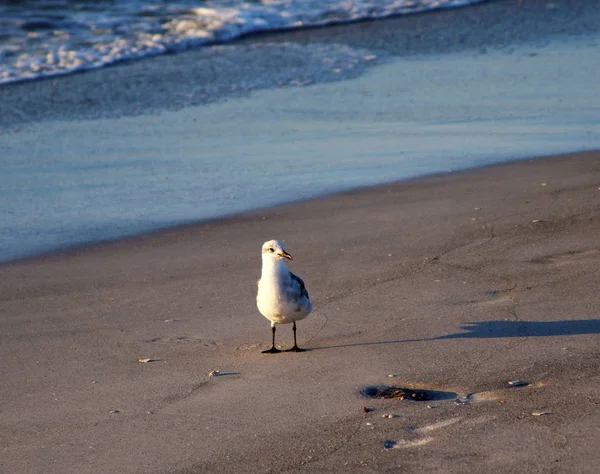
1, 151, 599, 473
1, 0, 600, 472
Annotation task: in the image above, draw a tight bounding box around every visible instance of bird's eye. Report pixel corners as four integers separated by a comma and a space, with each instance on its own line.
269, 248, 274, 252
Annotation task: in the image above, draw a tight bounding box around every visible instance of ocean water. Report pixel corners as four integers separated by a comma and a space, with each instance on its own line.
0, 0, 486, 84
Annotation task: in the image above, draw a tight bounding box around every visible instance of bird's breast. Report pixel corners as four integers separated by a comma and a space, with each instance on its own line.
256, 278, 310, 323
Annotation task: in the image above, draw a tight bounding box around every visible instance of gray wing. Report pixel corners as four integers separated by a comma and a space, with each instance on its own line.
290, 272, 308, 299
287, 272, 311, 314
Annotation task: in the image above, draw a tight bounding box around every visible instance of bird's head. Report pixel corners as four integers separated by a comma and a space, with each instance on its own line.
261, 240, 293, 261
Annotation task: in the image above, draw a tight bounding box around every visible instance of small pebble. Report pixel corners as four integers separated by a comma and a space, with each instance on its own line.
209, 370, 221, 377
532, 411, 551, 416
109, 410, 120, 414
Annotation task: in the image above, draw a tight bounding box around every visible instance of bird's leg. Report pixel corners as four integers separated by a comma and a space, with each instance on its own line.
286, 321, 306, 352
262, 325, 281, 353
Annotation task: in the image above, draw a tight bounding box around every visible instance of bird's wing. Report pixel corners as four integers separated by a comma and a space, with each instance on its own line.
288, 271, 310, 301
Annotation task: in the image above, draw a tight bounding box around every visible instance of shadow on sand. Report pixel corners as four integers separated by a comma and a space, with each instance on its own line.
312, 319, 600, 350
435, 319, 600, 339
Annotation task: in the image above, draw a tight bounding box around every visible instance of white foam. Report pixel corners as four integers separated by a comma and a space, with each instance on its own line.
0, 0, 486, 85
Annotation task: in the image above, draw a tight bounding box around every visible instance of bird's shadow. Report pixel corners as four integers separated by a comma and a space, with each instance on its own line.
311, 319, 600, 350
436, 319, 600, 339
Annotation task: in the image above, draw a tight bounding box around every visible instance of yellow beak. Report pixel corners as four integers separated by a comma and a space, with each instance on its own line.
279, 251, 293, 260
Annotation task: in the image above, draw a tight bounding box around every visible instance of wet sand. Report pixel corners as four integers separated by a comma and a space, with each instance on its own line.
1, 151, 599, 473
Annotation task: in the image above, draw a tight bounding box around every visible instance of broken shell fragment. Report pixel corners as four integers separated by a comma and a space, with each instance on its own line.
508, 380, 528, 387
208, 370, 221, 377
532, 411, 551, 416
138, 358, 154, 363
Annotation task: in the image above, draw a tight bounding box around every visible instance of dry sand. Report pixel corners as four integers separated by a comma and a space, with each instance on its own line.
1, 152, 599, 473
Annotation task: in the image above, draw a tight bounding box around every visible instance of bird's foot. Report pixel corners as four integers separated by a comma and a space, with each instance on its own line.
285, 345, 306, 352
261, 346, 282, 354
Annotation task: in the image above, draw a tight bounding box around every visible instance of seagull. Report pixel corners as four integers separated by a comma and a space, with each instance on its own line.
256, 240, 312, 353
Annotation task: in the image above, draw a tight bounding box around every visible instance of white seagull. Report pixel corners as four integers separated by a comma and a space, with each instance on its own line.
256, 240, 312, 353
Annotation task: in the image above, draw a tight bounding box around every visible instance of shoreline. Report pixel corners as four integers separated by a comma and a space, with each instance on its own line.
1, 149, 597, 266
2, 29, 599, 262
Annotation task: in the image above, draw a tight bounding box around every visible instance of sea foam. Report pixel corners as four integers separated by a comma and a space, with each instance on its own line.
0, 0, 486, 85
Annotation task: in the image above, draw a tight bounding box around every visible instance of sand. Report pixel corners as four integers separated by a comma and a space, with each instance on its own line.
1, 152, 599, 473
1, 0, 600, 472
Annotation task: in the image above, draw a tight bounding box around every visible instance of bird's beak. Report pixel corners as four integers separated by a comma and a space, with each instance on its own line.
279, 251, 293, 260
